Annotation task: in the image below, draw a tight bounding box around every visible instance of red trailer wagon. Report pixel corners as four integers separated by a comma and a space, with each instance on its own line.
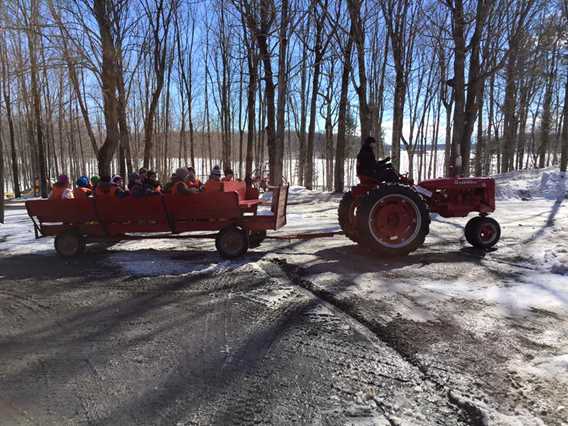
25, 182, 289, 259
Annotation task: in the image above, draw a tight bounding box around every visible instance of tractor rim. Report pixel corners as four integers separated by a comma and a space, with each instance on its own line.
368, 194, 421, 249
58, 233, 80, 256
479, 222, 498, 244
221, 228, 244, 256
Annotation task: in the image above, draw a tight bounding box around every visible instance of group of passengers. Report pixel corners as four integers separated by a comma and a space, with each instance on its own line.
48, 165, 237, 200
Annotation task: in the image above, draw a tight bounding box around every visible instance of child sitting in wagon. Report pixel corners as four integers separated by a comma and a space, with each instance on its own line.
49, 175, 74, 200
171, 168, 199, 195
95, 175, 127, 199
204, 166, 223, 191
73, 176, 92, 199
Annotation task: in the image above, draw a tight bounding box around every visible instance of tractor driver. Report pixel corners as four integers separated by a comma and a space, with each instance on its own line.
356, 136, 396, 182
356, 136, 378, 177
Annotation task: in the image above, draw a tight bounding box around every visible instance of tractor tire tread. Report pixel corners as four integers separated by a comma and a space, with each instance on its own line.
338, 191, 360, 243
356, 183, 430, 257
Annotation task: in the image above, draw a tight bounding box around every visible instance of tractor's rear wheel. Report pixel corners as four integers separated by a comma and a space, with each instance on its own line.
357, 184, 430, 257
54, 230, 85, 258
216, 225, 249, 259
465, 216, 500, 249
338, 191, 360, 243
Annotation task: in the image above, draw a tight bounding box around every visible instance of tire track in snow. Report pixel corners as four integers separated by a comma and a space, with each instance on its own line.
263, 259, 473, 425
269, 258, 486, 426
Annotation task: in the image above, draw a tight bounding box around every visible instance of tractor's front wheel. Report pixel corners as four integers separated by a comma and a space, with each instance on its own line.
465, 216, 500, 249
338, 191, 360, 243
216, 226, 249, 259
357, 185, 430, 257
54, 230, 86, 258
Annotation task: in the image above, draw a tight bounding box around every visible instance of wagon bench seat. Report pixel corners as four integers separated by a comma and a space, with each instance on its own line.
238, 199, 262, 208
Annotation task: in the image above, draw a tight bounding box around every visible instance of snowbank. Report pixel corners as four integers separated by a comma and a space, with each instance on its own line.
261, 185, 333, 204
495, 168, 567, 200
0, 208, 53, 255
266, 167, 568, 202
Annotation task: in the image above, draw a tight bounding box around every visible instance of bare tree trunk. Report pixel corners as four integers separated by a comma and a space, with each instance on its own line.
560, 76, 568, 173
334, 34, 354, 193
178, 81, 186, 168
347, 0, 371, 145
538, 46, 558, 168
163, 51, 173, 174
116, 67, 133, 176
305, 1, 326, 189
324, 61, 335, 191
275, 0, 289, 183
379, 0, 417, 171
372, 32, 389, 158
94, 0, 122, 177
0, 39, 20, 198
238, 57, 245, 177
25, 0, 48, 197
448, 3, 466, 177
217, 1, 232, 171
515, 80, 531, 171
243, 25, 258, 178
242, 0, 284, 184
142, 0, 174, 169
175, 9, 196, 168
204, 29, 213, 171
0, 115, 4, 223
297, 20, 308, 186
430, 92, 441, 178
474, 81, 485, 177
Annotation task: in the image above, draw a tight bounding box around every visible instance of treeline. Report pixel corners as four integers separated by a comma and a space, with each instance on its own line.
0, 0, 567, 205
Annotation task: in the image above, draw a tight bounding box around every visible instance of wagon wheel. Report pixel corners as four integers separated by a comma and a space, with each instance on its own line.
357, 184, 429, 257
216, 226, 249, 259
338, 191, 360, 243
54, 230, 86, 258
249, 230, 267, 248
465, 216, 501, 249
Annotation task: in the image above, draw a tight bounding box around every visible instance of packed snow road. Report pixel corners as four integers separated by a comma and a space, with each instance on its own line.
0, 168, 567, 425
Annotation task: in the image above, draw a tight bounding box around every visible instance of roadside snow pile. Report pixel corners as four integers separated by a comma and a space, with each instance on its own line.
495, 168, 566, 200
260, 185, 328, 204
0, 207, 52, 255
543, 247, 568, 275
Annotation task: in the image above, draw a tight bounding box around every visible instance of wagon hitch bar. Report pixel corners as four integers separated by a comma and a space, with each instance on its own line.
266, 231, 343, 241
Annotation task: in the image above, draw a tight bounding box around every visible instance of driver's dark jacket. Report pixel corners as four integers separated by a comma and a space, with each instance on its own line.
356, 144, 376, 176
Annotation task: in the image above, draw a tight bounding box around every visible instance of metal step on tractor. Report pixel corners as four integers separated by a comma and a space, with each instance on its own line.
338, 157, 501, 256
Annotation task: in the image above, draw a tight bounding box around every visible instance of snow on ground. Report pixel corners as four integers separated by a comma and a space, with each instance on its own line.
0, 203, 53, 256
107, 251, 237, 278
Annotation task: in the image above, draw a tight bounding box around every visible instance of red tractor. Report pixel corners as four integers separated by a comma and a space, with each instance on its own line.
338, 158, 501, 256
